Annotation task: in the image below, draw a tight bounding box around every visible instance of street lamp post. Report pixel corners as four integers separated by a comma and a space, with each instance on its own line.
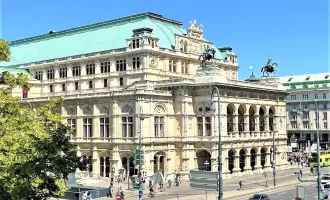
138, 106, 145, 200
298, 99, 321, 200
209, 86, 223, 200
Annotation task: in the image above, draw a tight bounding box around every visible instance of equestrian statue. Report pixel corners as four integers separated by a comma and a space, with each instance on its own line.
198, 47, 216, 67
261, 59, 278, 77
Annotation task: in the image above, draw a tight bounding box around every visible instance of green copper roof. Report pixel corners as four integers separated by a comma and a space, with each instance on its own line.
0, 66, 29, 75
0, 12, 224, 67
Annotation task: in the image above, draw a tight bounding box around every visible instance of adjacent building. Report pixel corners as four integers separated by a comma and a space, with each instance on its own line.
0, 12, 289, 179
279, 73, 330, 152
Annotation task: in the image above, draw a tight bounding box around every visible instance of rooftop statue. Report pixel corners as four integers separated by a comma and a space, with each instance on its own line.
261, 58, 278, 77
198, 47, 216, 67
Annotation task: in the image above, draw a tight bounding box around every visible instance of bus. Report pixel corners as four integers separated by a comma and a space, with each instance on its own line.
311, 150, 330, 167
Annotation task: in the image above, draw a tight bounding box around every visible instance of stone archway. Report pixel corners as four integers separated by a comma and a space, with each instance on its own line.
228, 150, 235, 174
154, 152, 166, 174
269, 106, 275, 131
261, 148, 267, 169
122, 156, 135, 176
250, 148, 257, 170
238, 105, 246, 134
249, 105, 256, 132
227, 104, 235, 133
239, 149, 246, 172
196, 150, 211, 171
259, 106, 266, 131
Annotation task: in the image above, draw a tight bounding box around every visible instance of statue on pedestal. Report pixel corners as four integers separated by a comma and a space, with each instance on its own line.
261, 59, 278, 77
198, 47, 216, 67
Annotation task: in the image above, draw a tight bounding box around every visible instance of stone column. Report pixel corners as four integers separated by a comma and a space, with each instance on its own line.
233, 156, 240, 172
255, 154, 262, 170
223, 157, 229, 174
81, 63, 86, 76
254, 115, 260, 131
233, 114, 239, 131
265, 153, 272, 168
42, 70, 47, 81
67, 65, 73, 77
54, 68, 60, 79
93, 104, 99, 138
176, 60, 182, 73
244, 114, 249, 132
222, 114, 227, 135
265, 115, 269, 131
92, 146, 99, 176
245, 154, 252, 171
95, 60, 101, 74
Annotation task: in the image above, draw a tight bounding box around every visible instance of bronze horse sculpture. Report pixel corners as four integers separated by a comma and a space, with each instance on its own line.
261, 59, 278, 76
199, 47, 216, 67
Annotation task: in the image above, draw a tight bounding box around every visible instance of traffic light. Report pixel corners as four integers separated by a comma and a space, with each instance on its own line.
134, 149, 144, 165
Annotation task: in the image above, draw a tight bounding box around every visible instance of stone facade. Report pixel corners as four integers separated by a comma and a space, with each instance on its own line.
1, 12, 289, 179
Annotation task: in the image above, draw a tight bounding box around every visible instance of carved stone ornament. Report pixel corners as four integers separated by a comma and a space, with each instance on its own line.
187, 20, 204, 39
100, 106, 109, 115
149, 56, 158, 68
67, 107, 76, 115
83, 107, 92, 115
154, 105, 165, 113
122, 104, 133, 114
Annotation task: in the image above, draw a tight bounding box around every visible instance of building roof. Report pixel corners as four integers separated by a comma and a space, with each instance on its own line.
0, 66, 29, 75
279, 73, 330, 89
0, 12, 225, 67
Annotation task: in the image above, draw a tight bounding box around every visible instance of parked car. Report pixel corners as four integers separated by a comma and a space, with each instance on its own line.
249, 194, 270, 200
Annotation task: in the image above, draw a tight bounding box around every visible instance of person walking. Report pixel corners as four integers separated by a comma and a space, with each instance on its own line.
168, 178, 172, 188
300, 169, 303, 178
238, 180, 243, 190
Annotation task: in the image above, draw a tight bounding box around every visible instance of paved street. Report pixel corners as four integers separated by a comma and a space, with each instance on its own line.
90, 164, 330, 199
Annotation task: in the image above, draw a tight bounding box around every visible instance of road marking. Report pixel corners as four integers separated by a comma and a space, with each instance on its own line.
277, 192, 287, 195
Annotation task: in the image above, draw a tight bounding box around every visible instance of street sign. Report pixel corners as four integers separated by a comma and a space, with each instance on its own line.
189, 170, 218, 191
296, 185, 305, 200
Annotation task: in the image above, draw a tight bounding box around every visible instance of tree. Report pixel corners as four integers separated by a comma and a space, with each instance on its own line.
0, 39, 11, 62
0, 71, 82, 198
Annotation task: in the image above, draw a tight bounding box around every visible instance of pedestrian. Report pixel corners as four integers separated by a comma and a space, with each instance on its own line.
238, 180, 243, 190
300, 169, 303, 178
168, 179, 172, 188
108, 185, 114, 198
310, 167, 313, 176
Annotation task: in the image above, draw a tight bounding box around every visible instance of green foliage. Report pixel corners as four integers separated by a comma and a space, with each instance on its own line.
0, 39, 11, 62
0, 72, 82, 199
0, 71, 31, 90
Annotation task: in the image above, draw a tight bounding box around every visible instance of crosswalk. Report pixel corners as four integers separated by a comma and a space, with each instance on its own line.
227, 182, 314, 200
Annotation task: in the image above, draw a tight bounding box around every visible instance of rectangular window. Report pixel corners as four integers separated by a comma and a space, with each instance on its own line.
205, 117, 211, 136
100, 118, 110, 137
62, 83, 66, 91
154, 116, 165, 137
169, 60, 176, 72
290, 122, 297, 129
72, 65, 81, 76
323, 93, 327, 99
83, 118, 93, 137
120, 78, 124, 86
197, 117, 203, 136
132, 39, 140, 49
116, 60, 127, 71
86, 63, 95, 75
104, 79, 108, 88
181, 62, 189, 74
122, 117, 133, 137
101, 61, 111, 73
303, 122, 310, 129
49, 85, 53, 93
324, 122, 328, 129
67, 118, 76, 137
47, 69, 54, 80
75, 82, 79, 90
89, 81, 93, 89
133, 57, 140, 69
35, 71, 43, 80
59, 67, 67, 78
289, 114, 297, 120
316, 122, 320, 129
324, 112, 328, 120
315, 94, 319, 99
302, 94, 309, 99
22, 89, 28, 99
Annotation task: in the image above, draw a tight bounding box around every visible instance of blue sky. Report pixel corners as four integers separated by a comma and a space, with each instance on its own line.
0, 0, 328, 80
